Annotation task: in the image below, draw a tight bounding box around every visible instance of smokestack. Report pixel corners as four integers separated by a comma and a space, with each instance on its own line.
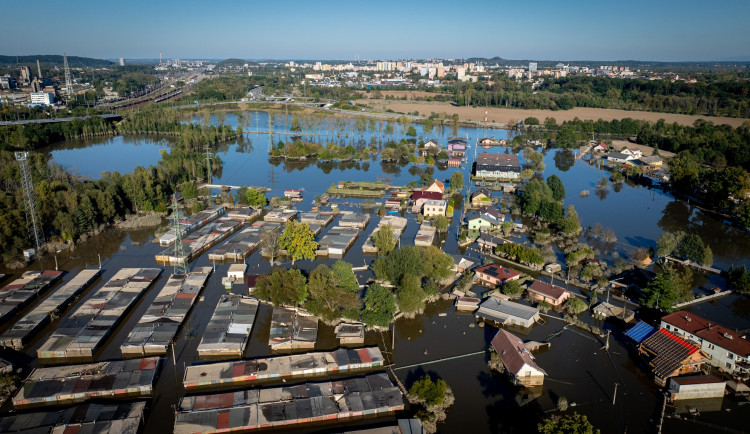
36, 59, 42, 78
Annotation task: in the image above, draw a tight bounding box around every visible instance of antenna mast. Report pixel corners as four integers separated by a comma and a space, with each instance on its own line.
15, 152, 44, 254
63, 53, 74, 101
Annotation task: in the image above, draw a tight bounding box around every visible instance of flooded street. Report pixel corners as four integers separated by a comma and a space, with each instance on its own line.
2, 111, 749, 433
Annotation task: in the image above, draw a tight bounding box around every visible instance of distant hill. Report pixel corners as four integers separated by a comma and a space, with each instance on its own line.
0, 55, 113, 68
216, 58, 251, 67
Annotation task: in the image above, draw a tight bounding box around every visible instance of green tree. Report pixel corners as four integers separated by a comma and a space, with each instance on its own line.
181, 181, 199, 200
546, 175, 566, 201
306, 262, 362, 321
245, 188, 267, 207
290, 116, 302, 132
676, 233, 713, 266
406, 125, 417, 137
397, 275, 426, 314
278, 221, 318, 265
422, 118, 433, 135
502, 279, 523, 299
566, 297, 588, 315
656, 231, 684, 258
727, 265, 750, 293
255, 268, 308, 306
641, 272, 679, 311
373, 224, 397, 255
421, 245, 454, 281
409, 374, 449, 406
538, 413, 600, 434
361, 283, 396, 327
432, 215, 449, 232
450, 171, 464, 190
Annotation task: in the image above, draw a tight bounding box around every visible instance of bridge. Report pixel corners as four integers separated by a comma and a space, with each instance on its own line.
0, 113, 122, 126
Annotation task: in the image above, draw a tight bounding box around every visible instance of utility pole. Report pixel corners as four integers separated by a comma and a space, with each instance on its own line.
612, 382, 619, 406
204, 145, 213, 183
15, 152, 43, 254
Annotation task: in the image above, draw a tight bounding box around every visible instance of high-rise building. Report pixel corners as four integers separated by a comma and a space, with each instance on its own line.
30, 92, 55, 106
119, 58, 125, 66
529, 62, 538, 72
19, 66, 31, 84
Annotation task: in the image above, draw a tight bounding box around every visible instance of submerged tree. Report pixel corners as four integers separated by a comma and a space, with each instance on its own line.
278, 221, 318, 265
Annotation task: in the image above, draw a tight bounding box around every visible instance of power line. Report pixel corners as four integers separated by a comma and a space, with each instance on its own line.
15, 152, 43, 253
170, 196, 187, 276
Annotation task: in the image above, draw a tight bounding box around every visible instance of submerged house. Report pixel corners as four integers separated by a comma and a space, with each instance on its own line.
661, 311, 750, 376
527, 280, 569, 307
627, 322, 707, 386
476, 296, 540, 328
491, 329, 546, 387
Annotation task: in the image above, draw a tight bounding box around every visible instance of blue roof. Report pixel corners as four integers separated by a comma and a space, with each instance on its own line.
625, 321, 655, 343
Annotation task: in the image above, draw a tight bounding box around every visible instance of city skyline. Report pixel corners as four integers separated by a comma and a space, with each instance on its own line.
2, 0, 749, 62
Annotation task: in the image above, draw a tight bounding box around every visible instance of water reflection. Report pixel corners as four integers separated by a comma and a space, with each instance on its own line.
553, 149, 575, 172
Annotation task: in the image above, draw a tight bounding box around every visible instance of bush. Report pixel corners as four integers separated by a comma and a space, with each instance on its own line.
409, 375, 449, 406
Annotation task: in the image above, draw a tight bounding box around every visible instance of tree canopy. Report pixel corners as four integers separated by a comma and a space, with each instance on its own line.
278, 221, 318, 265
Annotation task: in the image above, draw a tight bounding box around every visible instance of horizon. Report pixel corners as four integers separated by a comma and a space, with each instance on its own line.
2, 0, 749, 62
4, 54, 750, 64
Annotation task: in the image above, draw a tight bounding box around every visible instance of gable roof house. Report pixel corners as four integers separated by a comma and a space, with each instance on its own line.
593, 142, 609, 152
466, 212, 502, 231
491, 329, 546, 387
470, 188, 492, 207
527, 280, 570, 306
421, 139, 440, 156
661, 311, 750, 376
474, 264, 521, 288
423, 180, 445, 194
622, 148, 643, 159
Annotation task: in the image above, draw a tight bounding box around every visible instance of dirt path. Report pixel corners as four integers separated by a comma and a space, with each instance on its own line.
355, 99, 749, 128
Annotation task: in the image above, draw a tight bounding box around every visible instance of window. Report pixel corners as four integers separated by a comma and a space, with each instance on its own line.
728, 353, 733, 359
726, 362, 732, 368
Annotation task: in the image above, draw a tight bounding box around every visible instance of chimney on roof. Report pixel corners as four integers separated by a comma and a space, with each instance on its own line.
724, 333, 734, 340
685, 315, 691, 321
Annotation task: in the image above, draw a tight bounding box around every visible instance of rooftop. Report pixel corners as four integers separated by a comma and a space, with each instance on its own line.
528, 280, 567, 300
491, 329, 546, 376
475, 264, 520, 280
662, 311, 750, 357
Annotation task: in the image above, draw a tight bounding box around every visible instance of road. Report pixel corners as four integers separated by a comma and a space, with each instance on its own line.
0, 113, 122, 126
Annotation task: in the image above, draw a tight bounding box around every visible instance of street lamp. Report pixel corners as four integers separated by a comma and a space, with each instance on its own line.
97, 253, 101, 269
54, 250, 61, 271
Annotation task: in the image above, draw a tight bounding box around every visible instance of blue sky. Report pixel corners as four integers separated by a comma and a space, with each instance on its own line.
3, 0, 749, 61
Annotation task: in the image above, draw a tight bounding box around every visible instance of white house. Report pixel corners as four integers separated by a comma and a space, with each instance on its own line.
607, 151, 634, 164
622, 148, 643, 159
661, 311, 750, 376
491, 329, 546, 387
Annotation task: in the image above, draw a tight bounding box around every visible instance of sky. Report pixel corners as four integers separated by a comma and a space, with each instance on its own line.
3, 0, 750, 62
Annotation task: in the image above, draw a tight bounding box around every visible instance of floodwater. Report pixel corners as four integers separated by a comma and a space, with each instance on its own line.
1, 111, 748, 433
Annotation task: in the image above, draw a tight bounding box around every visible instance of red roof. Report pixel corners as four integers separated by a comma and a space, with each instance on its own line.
662, 311, 750, 357
475, 264, 520, 281
411, 191, 443, 201
659, 329, 699, 355
528, 280, 568, 301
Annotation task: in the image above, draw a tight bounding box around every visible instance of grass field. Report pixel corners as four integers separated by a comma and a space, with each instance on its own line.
354, 99, 749, 128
